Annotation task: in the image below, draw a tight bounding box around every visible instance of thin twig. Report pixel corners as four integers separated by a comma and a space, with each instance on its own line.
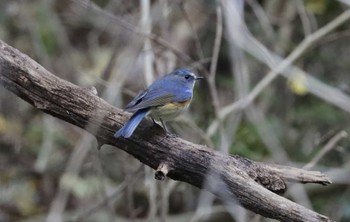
304, 130, 348, 170
296, 0, 313, 37
223, 9, 350, 116
46, 134, 93, 222
246, 0, 275, 40
65, 0, 194, 65
74, 167, 144, 221
141, 0, 154, 86
179, 2, 205, 60
208, 4, 223, 115
207, 9, 350, 136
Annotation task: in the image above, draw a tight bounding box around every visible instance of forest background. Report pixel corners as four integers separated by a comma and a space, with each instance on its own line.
0, 0, 350, 221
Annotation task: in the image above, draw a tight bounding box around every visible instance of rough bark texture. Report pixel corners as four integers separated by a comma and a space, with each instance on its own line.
0, 40, 333, 222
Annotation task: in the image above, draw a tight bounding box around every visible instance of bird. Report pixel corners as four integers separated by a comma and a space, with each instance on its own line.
114, 69, 203, 138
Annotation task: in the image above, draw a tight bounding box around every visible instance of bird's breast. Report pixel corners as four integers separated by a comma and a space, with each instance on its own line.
150, 99, 191, 121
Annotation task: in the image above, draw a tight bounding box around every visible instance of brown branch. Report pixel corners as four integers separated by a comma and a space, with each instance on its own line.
0, 40, 333, 222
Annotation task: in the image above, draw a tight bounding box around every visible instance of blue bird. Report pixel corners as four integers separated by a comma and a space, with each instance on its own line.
114, 69, 203, 138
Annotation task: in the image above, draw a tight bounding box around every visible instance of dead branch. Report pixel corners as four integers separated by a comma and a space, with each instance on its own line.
0, 40, 333, 222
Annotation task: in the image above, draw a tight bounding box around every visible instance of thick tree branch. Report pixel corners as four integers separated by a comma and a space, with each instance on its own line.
0, 40, 332, 222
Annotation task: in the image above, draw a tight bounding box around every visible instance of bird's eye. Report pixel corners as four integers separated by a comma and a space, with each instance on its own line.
184, 75, 190, 80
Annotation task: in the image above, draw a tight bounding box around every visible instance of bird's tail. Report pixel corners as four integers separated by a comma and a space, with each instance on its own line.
114, 108, 150, 138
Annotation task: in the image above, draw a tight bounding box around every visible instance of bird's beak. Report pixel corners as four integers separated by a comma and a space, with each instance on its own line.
195, 76, 204, 80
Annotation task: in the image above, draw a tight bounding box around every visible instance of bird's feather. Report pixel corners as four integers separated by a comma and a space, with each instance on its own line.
114, 108, 150, 138
124, 87, 191, 112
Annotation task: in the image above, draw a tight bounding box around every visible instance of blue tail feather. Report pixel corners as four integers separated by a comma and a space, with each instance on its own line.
114, 109, 150, 138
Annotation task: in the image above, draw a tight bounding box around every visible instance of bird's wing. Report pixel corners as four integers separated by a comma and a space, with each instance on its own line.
124, 87, 191, 112
124, 90, 148, 111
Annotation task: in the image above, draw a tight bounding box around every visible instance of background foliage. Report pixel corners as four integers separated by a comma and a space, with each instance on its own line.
1, 0, 350, 221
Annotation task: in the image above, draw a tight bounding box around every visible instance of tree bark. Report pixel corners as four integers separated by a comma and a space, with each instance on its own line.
0, 40, 333, 222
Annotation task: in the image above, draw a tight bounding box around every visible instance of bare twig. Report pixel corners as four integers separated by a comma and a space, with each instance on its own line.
74, 167, 144, 221
141, 0, 154, 86
304, 131, 348, 170
246, 0, 275, 40
296, 0, 313, 37
222, 9, 350, 117
46, 133, 94, 222
208, 4, 223, 115
207, 8, 350, 136
61, 0, 194, 65
179, 2, 205, 60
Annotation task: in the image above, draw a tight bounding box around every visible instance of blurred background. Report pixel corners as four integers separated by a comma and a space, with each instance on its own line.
1, 0, 350, 221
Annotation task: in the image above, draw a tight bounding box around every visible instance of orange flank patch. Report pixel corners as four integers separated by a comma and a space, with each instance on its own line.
165, 99, 191, 108
150, 99, 192, 121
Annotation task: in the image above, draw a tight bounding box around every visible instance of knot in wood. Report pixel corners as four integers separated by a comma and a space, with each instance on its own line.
155, 162, 170, 181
